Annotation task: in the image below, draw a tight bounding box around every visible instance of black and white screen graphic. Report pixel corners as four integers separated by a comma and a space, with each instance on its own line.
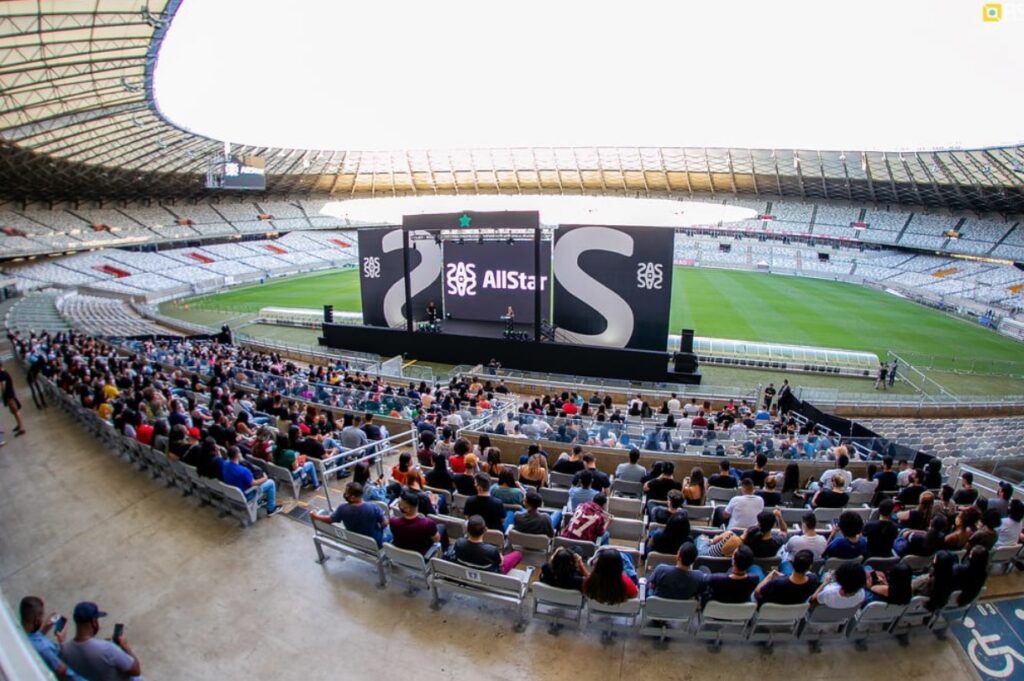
443, 241, 551, 323
357, 227, 443, 328
221, 155, 266, 190
552, 224, 674, 351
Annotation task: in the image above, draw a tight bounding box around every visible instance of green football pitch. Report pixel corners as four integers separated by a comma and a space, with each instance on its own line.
183, 266, 1023, 371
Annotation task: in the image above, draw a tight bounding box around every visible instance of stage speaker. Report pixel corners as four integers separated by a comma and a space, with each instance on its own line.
323, 305, 334, 323
680, 328, 695, 354
673, 351, 697, 373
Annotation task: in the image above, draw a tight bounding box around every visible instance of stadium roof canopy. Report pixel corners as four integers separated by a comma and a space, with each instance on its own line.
0, 0, 1023, 213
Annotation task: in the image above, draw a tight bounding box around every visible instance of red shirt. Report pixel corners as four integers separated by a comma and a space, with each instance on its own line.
563, 402, 578, 415
450, 455, 466, 474
136, 423, 154, 446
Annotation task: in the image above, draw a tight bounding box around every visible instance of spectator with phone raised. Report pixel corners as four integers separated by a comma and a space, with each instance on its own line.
61, 601, 143, 680
20, 595, 81, 680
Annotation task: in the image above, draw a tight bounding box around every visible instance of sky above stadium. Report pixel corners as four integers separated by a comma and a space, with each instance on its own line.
153, 0, 1024, 152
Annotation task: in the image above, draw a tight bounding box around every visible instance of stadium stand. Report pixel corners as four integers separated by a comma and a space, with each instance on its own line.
56, 294, 177, 337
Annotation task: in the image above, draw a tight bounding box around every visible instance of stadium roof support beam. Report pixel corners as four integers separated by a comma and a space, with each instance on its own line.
726, 149, 737, 195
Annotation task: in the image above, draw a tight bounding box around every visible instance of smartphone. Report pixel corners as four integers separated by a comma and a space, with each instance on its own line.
112, 623, 124, 645
52, 615, 67, 634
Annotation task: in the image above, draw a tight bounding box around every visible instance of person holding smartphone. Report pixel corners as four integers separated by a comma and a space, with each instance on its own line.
61, 601, 143, 681
19, 596, 81, 680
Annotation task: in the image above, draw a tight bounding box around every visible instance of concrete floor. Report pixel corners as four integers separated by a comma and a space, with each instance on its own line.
0, 375, 1001, 681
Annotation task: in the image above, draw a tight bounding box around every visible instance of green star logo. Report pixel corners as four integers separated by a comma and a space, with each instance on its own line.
458, 213, 472, 228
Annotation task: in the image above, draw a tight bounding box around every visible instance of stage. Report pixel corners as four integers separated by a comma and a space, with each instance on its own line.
320, 321, 702, 384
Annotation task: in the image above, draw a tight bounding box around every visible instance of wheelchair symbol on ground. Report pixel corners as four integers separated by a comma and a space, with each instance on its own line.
954, 598, 1024, 680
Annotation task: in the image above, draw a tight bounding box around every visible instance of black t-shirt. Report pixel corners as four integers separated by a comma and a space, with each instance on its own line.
425, 468, 454, 492
744, 531, 784, 558
863, 519, 899, 557
453, 474, 477, 496
897, 485, 924, 507
708, 474, 737, 489
573, 468, 610, 491
0, 369, 14, 399
706, 574, 758, 603
552, 458, 585, 475
813, 489, 849, 509
645, 477, 683, 502
298, 438, 326, 460
463, 495, 507, 530
758, 575, 819, 605
540, 563, 584, 590
447, 538, 501, 572
757, 491, 782, 508
742, 469, 769, 488
953, 488, 979, 505
874, 471, 899, 492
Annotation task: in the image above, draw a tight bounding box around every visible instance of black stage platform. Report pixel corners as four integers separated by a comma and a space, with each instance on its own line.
320, 321, 702, 384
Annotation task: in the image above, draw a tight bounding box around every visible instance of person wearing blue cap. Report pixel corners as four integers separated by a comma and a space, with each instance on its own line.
60, 601, 143, 681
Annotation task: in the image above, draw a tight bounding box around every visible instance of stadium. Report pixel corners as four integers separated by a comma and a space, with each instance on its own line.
1, 1, 1023, 679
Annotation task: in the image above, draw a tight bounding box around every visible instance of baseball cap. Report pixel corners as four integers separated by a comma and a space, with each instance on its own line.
188, 427, 201, 440
72, 602, 107, 623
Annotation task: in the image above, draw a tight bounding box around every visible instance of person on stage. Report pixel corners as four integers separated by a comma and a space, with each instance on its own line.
504, 306, 515, 334
426, 301, 438, 323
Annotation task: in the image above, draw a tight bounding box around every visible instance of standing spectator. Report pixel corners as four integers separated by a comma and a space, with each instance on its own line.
61, 602, 142, 681
0, 360, 25, 436
20, 596, 80, 680
762, 383, 776, 412
888, 359, 898, 388
874, 363, 889, 390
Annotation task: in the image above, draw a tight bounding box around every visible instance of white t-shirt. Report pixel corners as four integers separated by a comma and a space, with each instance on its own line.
997, 518, 1022, 547
667, 398, 681, 413
815, 583, 864, 609
724, 493, 764, 530
819, 468, 853, 489
781, 533, 828, 561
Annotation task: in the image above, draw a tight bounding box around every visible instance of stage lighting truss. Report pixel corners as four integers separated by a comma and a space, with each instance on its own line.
410, 228, 553, 243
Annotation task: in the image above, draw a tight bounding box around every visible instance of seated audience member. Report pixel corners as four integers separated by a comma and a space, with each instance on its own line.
513, 490, 560, 537
424, 452, 454, 492
481, 447, 505, 477
518, 453, 548, 489
895, 513, 947, 558
389, 490, 444, 555
573, 454, 611, 493
742, 509, 788, 558
812, 562, 866, 609
353, 462, 388, 502
310, 482, 389, 546
391, 452, 415, 485
568, 470, 600, 511
489, 468, 526, 507
646, 511, 692, 557
934, 485, 958, 519
755, 549, 820, 604
416, 430, 436, 467
561, 494, 611, 544
583, 548, 639, 604
722, 478, 764, 531
682, 467, 706, 505
923, 459, 944, 490
614, 448, 647, 483
756, 476, 782, 507
61, 602, 142, 681
552, 445, 586, 475
703, 545, 759, 603
446, 515, 522, 574
650, 490, 686, 525
969, 509, 1003, 551
452, 453, 479, 496
863, 499, 899, 557
896, 490, 935, 531
464, 473, 508, 530
222, 445, 281, 515
944, 509, 974, 550
953, 471, 979, 506
540, 546, 589, 590
997, 499, 1024, 547
849, 465, 879, 495
896, 469, 926, 507
823, 511, 867, 559
20, 596, 80, 680
818, 453, 852, 490
812, 475, 850, 509
912, 550, 956, 611
953, 546, 990, 606
272, 433, 319, 491
646, 542, 707, 600
865, 562, 913, 605
741, 453, 770, 488
448, 436, 470, 474
644, 461, 682, 507
708, 458, 738, 489
780, 512, 827, 566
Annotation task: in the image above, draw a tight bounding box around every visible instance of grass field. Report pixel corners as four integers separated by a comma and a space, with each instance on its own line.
182, 267, 1023, 368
